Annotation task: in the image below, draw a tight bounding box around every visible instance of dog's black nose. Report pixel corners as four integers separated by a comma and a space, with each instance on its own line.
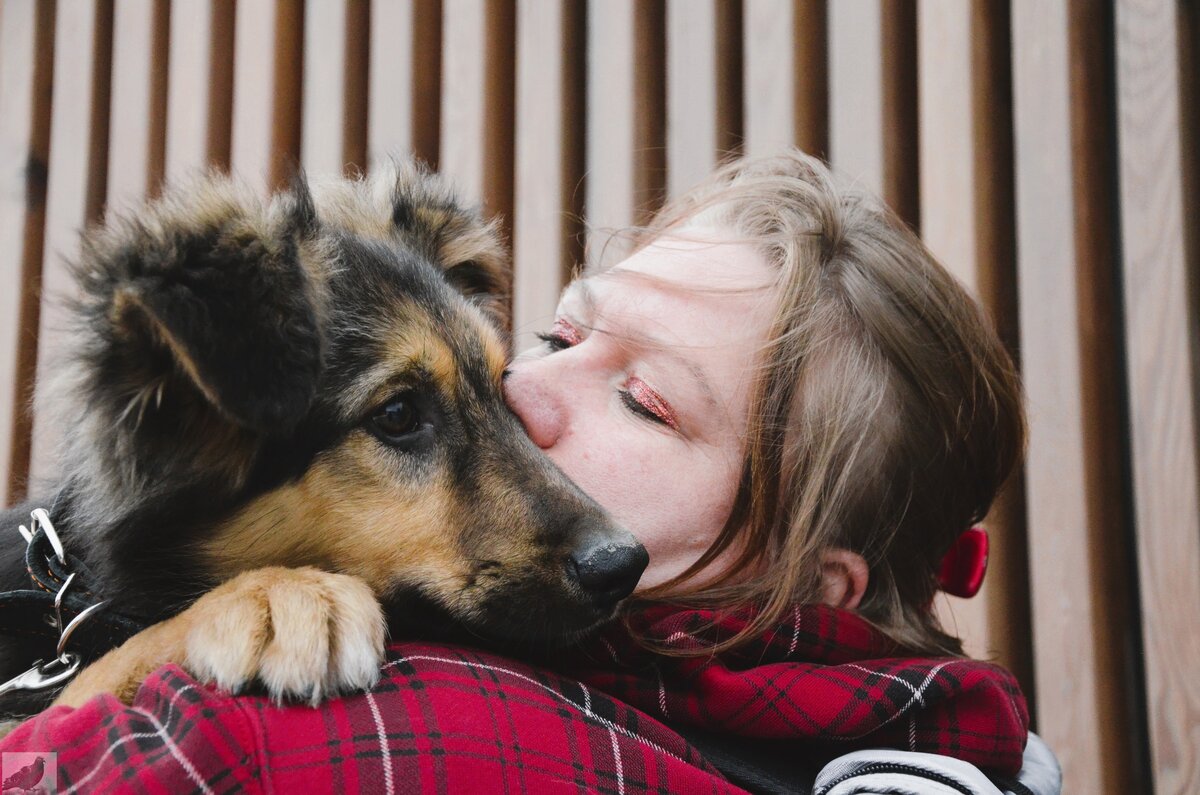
568, 540, 649, 607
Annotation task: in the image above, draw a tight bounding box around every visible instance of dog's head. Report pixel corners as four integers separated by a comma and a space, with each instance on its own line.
48, 161, 646, 642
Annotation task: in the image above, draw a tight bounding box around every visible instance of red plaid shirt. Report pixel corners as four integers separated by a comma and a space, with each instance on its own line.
0, 604, 1027, 793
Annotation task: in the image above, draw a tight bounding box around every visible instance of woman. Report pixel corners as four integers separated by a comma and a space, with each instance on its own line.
1, 152, 1046, 793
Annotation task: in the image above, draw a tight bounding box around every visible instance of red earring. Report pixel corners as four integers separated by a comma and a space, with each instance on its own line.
937, 527, 989, 598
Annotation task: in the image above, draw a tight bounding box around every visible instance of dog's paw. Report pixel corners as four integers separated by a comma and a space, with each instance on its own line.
184, 567, 386, 705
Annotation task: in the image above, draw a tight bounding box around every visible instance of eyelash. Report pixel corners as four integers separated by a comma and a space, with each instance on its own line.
535, 331, 571, 352
536, 324, 678, 430
620, 390, 670, 427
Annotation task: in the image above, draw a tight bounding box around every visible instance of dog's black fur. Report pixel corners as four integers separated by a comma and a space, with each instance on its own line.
0, 162, 645, 717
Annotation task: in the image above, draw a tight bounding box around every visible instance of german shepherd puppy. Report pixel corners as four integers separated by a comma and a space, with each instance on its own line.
0, 163, 647, 716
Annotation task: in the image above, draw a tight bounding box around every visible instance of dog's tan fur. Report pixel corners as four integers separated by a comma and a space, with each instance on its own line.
204, 442, 469, 592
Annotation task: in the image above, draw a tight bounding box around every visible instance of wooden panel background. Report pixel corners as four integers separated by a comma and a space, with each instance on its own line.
2, 1, 1196, 791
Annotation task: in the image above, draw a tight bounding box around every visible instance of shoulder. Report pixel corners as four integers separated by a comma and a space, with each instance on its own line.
1, 642, 744, 795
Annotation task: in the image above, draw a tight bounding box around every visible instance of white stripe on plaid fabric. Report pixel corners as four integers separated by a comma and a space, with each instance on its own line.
365, 689, 395, 795
833, 661, 952, 741
63, 685, 215, 795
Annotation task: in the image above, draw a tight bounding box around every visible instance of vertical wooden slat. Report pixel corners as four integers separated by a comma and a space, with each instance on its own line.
29, 0, 114, 490
917, 2, 973, 288
829, 0, 919, 227
1012, 1, 1137, 791
231, 0, 303, 193
743, 0, 827, 158
107, 0, 168, 212
880, 0, 919, 229
165, 0, 206, 178
1115, 0, 1200, 790
918, 1, 1031, 696
919, 0, 986, 660
302, 0, 350, 177
368, 0, 443, 170
512, 0, 584, 350
585, 0, 665, 269
829, 0, 884, 194
440, 0, 516, 231
0, 0, 55, 505
165, 0, 234, 182
368, 0, 416, 168
665, 0, 741, 198
343, 1, 370, 176
414, 0, 444, 169
231, 1, 275, 187
303, 0, 370, 178
978, 0, 1032, 700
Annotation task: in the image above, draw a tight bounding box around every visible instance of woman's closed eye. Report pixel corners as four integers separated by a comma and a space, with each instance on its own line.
621, 377, 680, 431
536, 318, 582, 351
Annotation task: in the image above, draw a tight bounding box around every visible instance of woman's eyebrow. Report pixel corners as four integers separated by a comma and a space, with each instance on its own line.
562, 279, 720, 413
665, 354, 720, 413
560, 279, 596, 318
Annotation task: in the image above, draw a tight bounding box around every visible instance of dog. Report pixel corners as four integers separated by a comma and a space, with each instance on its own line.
0, 162, 647, 718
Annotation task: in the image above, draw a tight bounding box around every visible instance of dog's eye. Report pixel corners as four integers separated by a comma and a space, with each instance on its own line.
370, 397, 421, 440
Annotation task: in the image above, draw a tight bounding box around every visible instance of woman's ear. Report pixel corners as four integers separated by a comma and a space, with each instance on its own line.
819, 549, 869, 610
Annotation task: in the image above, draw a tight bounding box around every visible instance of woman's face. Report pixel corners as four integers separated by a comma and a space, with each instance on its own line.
504, 234, 777, 590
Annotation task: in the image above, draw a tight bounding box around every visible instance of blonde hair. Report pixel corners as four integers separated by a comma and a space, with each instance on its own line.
630, 151, 1025, 656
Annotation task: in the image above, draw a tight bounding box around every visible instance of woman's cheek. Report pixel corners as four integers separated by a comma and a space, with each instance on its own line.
568, 437, 682, 534
631, 462, 731, 555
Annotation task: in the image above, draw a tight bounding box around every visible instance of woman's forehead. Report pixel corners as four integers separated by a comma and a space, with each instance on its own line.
563, 238, 777, 335
559, 275, 775, 389
615, 234, 776, 288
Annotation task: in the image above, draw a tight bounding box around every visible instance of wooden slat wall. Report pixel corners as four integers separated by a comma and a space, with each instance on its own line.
665, 0, 740, 199
1012, 2, 1137, 791
918, 2, 1031, 698
0, 0, 53, 505
440, 0, 514, 235
585, 0, 664, 269
367, 0, 441, 171
828, 0, 918, 230
28, 0, 113, 489
2, 3, 1196, 790
164, 0, 232, 181
512, 0, 582, 349
743, 0, 827, 158
1115, 1, 1200, 791
829, 1, 884, 196
231, 0, 302, 193
107, 0, 167, 213
302, 0, 369, 178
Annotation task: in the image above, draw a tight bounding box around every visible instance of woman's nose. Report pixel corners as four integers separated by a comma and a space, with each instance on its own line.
503, 362, 567, 449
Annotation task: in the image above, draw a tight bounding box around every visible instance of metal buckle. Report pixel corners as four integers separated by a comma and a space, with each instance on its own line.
2, 507, 107, 696
0, 654, 83, 696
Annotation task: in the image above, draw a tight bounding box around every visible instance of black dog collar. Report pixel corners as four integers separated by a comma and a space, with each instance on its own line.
0, 508, 146, 697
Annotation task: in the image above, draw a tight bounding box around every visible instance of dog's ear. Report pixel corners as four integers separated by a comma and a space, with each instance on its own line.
386, 161, 512, 330
92, 176, 325, 433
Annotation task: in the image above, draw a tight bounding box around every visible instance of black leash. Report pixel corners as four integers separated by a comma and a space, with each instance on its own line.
0, 508, 146, 697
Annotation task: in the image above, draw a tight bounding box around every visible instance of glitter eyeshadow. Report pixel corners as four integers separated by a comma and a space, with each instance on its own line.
626, 377, 680, 430
552, 318, 582, 346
